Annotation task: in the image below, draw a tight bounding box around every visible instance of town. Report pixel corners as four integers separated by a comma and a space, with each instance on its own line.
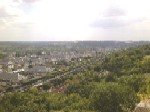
0, 41, 149, 94
0, 41, 150, 112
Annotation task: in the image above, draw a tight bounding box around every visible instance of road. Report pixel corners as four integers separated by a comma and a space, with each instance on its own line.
3, 64, 88, 93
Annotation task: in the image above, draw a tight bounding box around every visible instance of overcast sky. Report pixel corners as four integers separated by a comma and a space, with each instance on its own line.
0, 0, 150, 41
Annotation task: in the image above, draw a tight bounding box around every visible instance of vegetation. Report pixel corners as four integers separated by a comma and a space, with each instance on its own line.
0, 44, 150, 112
0, 83, 139, 112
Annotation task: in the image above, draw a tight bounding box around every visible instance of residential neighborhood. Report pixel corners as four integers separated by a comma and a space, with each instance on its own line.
0, 41, 149, 112
0, 42, 109, 93
0, 41, 149, 92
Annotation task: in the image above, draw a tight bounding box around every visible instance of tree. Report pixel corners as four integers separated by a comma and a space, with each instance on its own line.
118, 75, 146, 93
90, 83, 139, 112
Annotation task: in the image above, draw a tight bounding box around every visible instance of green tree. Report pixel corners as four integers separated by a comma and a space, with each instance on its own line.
90, 83, 139, 112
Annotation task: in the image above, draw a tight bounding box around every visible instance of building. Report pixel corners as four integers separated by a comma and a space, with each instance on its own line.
0, 72, 27, 86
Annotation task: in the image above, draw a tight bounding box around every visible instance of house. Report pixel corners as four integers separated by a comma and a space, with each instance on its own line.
31, 54, 37, 58
0, 86, 6, 93
41, 51, 46, 55
49, 85, 65, 93
0, 61, 7, 69
25, 65, 54, 78
8, 61, 14, 69
0, 72, 27, 86
27, 65, 48, 73
0, 69, 2, 73
7, 61, 15, 72
17, 68, 25, 72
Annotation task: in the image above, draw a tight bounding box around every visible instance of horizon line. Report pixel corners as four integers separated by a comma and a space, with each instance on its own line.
0, 40, 150, 42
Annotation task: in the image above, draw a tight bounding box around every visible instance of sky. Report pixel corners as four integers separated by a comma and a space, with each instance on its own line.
0, 0, 150, 41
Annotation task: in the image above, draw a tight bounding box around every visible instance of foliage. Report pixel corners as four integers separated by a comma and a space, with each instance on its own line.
99, 44, 150, 75
90, 83, 139, 112
1, 44, 150, 112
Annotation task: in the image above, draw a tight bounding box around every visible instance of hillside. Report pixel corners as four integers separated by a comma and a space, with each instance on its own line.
0, 44, 150, 112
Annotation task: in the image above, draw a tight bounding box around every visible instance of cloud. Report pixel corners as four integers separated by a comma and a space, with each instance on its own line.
103, 6, 126, 17
91, 17, 146, 29
0, 7, 16, 29
23, 0, 40, 3
91, 18, 128, 28
13, 0, 40, 4
0, 1, 26, 30
13, 0, 22, 3
90, 6, 146, 29
0, 7, 22, 23
90, 6, 128, 28
0, 19, 7, 29
13, 22, 35, 29
0, 7, 18, 18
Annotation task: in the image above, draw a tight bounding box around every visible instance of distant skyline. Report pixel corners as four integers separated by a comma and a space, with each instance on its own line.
0, 0, 150, 41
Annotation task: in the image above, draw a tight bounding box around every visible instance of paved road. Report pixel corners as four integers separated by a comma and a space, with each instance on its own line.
3, 64, 88, 93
